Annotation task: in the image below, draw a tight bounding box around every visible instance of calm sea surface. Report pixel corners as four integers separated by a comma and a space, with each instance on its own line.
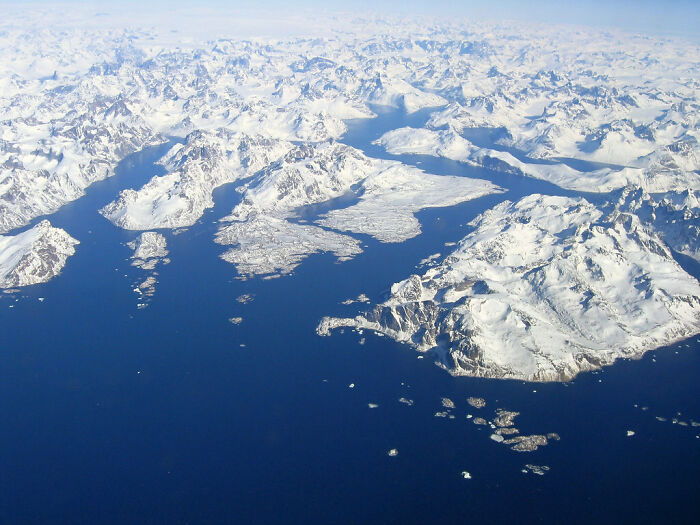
0, 107, 698, 524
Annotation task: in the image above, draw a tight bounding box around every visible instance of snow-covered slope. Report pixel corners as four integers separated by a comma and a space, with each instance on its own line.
376, 127, 700, 193
100, 130, 292, 229
215, 215, 361, 278
318, 195, 700, 381
0, 220, 79, 287
2, 8, 696, 236
613, 187, 700, 262
215, 142, 501, 276
225, 141, 376, 222
316, 164, 501, 242
0, 98, 165, 234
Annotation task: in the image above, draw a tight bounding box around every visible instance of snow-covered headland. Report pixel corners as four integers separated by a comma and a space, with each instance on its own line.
0, 221, 78, 288
318, 195, 700, 381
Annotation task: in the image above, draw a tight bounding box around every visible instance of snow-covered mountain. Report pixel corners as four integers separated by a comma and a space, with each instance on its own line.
215, 142, 500, 276
0, 220, 79, 288
612, 187, 700, 262
2, 9, 697, 236
100, 130, 292, 229
2, 7, 700, 382
318, 195, 700, 381
376, 127, 700, 193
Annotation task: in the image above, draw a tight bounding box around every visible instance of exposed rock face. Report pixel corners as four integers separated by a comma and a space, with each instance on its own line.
0, 220, 79, 287
318, 195, 700, 382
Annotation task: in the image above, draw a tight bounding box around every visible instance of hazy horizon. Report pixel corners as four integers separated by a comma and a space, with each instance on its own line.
1, 0, 699, 41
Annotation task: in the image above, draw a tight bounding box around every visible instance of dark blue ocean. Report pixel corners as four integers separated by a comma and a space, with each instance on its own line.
0, 107, 698, 524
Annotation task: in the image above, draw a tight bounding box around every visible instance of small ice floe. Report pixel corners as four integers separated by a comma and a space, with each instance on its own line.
434, 411, 449, 418
359, 338, 366, 345
473, 417, 488, 425
417, 355, 423, 359
523, 464, 550, 476
466, 414, 473, 419
461, 471, 472, 479
626, 430, 635, 437
656, 416, 667, 422
348, 383, 355, 389
387, 449, 398, 457
228, 317, 243, 325
368, 403, 379, 409
467, 397, 486, 409
490, 433, 505, 443
398, 397, 414, 406
239, 343, 246, 348
38, 297, 44, 302
444, 242, 457, 247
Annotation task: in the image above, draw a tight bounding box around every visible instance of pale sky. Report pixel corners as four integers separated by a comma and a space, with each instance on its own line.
2, 0, 699, 40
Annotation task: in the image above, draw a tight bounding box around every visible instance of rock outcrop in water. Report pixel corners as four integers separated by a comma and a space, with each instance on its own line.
126, 231, 169, 305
